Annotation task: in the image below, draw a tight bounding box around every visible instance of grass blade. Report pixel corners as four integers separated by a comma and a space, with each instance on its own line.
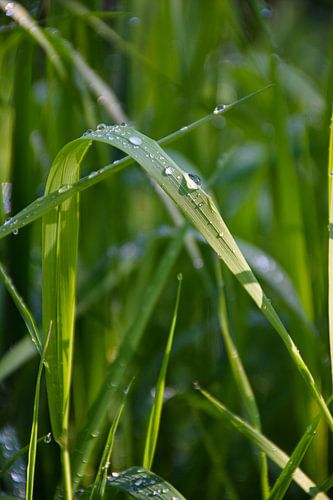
143, 273, 182, 470
26, 323, 52, 500
195, 386, 328, 500
268, 414, 321, 500
0, 261, 42, 353
80, 123, 333, 431
0, 0, 64, 77
99, 466, 185, 500
215, 260, 269, 498
89, 381, 132, 500
0, 336, 36, 383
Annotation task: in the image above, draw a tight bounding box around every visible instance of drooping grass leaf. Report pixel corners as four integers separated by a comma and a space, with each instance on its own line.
194, 386, 328, 500
268, 414, 321, 500
143, 273, 182, 470
78, 123, 333, 431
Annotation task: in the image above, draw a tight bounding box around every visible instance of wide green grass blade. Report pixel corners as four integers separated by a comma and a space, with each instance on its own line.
215, 260, 269, 498
143, 273, 182, 470
26, 325, 51, 500
194, 387, 328, 499
268, 414, 321, 500
89, 381, 131, 500
0, 261, 42, 353
71, 225, 186, 488
80, 123, 333, 431
91, 466, 185, 500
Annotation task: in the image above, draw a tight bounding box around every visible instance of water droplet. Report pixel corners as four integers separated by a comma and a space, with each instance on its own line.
192, 380, 201, 390
164, 166, 173, 175
162, 488, 169, 493
128, 16, 141, 25
177, 273, 183, 281
184, 172, 200, 190
4, 217, 12, 225
128, 136, 142, 145
134, 478, 143, 486
91, 431, 100, 438
83, 129, 93, 136
213, 104, 226, 115
97, 123, 107, 130
180, 125, 188, 131
58, 184, 71, 193
13, 228, 18, 235
88, 171, 98, 179
5, 2, 14, 16
111, 471, 120, 478
217, 232, 224, 238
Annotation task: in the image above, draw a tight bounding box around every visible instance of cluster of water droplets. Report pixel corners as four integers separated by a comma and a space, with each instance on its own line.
107, 468, 181, 498
82, 123, 143, 151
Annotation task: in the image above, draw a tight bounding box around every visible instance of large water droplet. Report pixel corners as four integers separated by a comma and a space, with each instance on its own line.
213, 104, 226, 115
164, 166, 173, 175
58, 184, 71, 193
184, 172, 201, 190
97, 123, 107, 130
188, 173, 201, 186
128, 136, 142, 145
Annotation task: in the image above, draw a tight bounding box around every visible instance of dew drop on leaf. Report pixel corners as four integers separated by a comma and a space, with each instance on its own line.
128, 136, 142, 145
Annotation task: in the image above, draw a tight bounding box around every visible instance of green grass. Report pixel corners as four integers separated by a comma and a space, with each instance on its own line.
0, 1, 333, 499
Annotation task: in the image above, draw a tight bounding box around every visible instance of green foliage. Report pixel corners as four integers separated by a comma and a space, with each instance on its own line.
0, 1, 332, 499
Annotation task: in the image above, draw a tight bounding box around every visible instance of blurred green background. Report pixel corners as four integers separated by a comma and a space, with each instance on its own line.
0, 0, 333, 498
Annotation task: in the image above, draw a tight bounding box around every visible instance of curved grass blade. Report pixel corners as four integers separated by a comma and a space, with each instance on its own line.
268, 414, 321, 500
0, 87, 270, 240
0, 336, 36, 383
89, 380, 133, 500
94, 466, 185, 500
79, 123, 333, 431
0, 0, 64, 77
215, 260, 269, 498
143, 273, 182, 470
0, 261, 42, 353
71, 225, 186, 488
194, 386, 328, 500
26, 324, 52, 500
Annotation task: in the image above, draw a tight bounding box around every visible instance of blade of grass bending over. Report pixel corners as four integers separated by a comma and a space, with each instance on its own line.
0, 0, 64, 77
0, 86, 271, 240
328, 105, 333, 390
195, 387, 328, 500
268, 414, 321, 500
0, 261, 42, 353
71, 225, 186, 488
26, 324, 52, 500
80, 123, 333, 431
42, 140, 91, 500
143, 273, 182, 470
215, 260, 269, 498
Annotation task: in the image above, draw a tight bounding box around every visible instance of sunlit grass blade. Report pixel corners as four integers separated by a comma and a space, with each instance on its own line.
143, 273, 182, 470
0, 261, 42, 353
93, 466, 185, 500
0, 0, 64, 77
328, 105, 333, 390
89, 380, 133, 500
42, 140, 91, 499
194, 386, 328, 499
268, 414, 321, 500
215, 260, 269, 498
26, 323, 52, 500
0, 336, 36, 383
80, 123, 333, 431
71, 225, 186, 488
0, 87, 270, 240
